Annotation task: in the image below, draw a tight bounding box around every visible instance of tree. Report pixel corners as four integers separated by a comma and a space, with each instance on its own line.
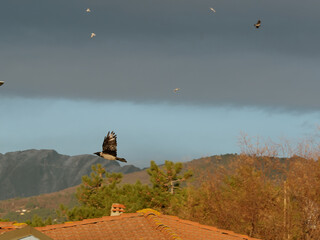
285, 157, 320, 239
60, 164, 123, 220
26, 214, 45, 227
147, 160, 193, 213
76, 164, 122, 210
148, 160, 193, 194
59, 161, 193, 221
181, 156, 283, 239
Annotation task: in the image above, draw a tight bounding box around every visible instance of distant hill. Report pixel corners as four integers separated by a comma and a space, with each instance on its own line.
0, 149, 141, 201
121, 154, 238, 186
0, 153, 238, 221
184, 154, 237, 182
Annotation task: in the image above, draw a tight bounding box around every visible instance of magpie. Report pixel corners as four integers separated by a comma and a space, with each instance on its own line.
94, 131, 127, 163
254, 20, 261, 29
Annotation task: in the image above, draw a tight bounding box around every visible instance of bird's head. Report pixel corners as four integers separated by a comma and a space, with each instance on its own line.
94, 152, 100, 156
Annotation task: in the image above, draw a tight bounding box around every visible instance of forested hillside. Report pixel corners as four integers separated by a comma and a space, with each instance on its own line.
0, 149, 140, 200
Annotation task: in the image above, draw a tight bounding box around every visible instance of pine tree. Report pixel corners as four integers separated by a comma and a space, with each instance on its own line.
147, 160, 193, 211
59, 164, 123, 220
148, 160, 193, 194
60, 161, 192, 220
76, 164, 122, 209
26, 214, 45, 227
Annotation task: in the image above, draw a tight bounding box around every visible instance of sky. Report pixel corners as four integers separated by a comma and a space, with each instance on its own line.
0, 0, 320, 167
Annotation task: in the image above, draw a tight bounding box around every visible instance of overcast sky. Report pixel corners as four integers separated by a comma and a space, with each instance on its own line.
1, 0, 319, 167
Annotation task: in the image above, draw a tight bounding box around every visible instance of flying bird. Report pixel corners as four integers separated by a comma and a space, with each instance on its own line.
173, 88, 180, 93
94, 131, 127, 163
86, 8, 91, 13
254, 20, 261, 29
210, 7, 216, 13
90, 32, 96, 38
0, 81, 4, 86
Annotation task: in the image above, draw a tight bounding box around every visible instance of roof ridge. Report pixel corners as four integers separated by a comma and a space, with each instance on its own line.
36, 213, 140, 231
137, 209, 183, 240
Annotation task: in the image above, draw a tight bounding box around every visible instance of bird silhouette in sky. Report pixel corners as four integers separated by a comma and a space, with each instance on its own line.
94, 131, 127, 163
254, 20, 261, 29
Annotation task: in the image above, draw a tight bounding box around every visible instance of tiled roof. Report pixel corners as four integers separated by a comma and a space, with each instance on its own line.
0, 221, 26, 235
35, 209, 260, 240
160, 215, 257, 240
36, 213, 168, 240
1, 209, 260, 240
137, 209, 259, 240
0, 225, 53, 240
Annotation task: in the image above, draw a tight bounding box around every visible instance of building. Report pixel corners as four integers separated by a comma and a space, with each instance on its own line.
110, 203, 126, 216
0, 223, 52, 240
0, 209, 260, 240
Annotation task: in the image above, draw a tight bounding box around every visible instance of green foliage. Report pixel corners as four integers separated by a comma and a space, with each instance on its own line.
75, 164, 122, 210
24, 214, 55, 227
4, 208, 57, 224
0, 218, 10, 222
44, 216, 53, 226
61, 205, 106, 221
60, 161, 193, 221
5, 149, 320, 239
114, 181, 153, 212
148, 160, 193, 193
25, 214, 54, 227
146, 160, 193, 213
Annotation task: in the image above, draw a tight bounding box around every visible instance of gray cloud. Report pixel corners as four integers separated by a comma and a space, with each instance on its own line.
1, 0, 320, 111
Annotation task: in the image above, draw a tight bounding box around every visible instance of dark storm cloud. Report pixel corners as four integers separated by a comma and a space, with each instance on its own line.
1, 0, 320, 111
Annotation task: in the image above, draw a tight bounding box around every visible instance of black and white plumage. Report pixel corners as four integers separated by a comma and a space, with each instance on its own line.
94, 131, 127, 163
254, 20, 261, 29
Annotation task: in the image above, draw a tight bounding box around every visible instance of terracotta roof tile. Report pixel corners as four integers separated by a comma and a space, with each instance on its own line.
34, 209, 260, 240
112, 204, 126, 209
36, 213, 168, 240
160, 215, 258, 240
0, 222, 27, 235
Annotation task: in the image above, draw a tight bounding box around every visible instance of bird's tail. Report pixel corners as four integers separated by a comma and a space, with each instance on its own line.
116, 157, 127, 163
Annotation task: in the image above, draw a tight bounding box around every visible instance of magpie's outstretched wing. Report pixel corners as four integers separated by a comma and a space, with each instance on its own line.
102, 131, 117, 157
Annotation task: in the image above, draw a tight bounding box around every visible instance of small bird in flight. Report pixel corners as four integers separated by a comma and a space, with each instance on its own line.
210, 7, 216, 13
173, 88, 180, 93
90, 32, 96, 38
86, 8, 91, 13
0, 81, 4, 86
254, 20, 261, 29
94, 131, 127, 163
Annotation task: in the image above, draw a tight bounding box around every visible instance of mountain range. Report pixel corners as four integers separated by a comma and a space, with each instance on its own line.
0, 150, 238, 221
0, 149, 140, 201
